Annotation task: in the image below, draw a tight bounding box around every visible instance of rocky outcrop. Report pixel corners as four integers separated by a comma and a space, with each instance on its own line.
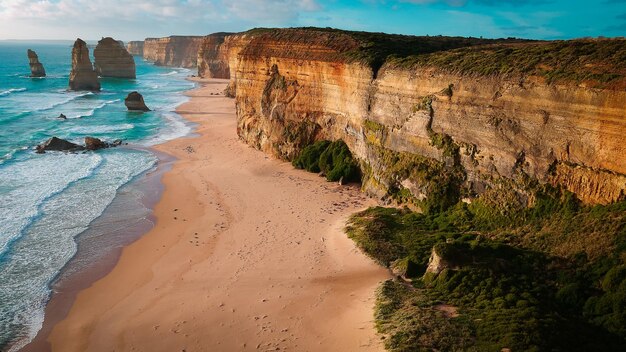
424, 245, 458, 278
143, 36, 204, 67
27, 49, 46, 77
69, 38, 100, 91
36, 137, 83, 153
219, 28, 626, 206
36, 136, 122, 153
126, 41, 144, 56
94, 37, 136, 78
197, 32, 234, 78
84, 136, 106, 150
124, 91, 150, 111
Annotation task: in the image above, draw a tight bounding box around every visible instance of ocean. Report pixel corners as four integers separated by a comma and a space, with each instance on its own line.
0, 41, 195, 350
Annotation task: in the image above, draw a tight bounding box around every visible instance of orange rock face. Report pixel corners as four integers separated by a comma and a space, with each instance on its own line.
68, 38, 100, 91
212, 29, 626, 205
197, 32, 233, 78
143, 36, 203, 68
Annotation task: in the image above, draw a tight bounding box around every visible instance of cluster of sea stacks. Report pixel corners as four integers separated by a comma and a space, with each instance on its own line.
30, 37, 150, 154
67, 37, 137, 91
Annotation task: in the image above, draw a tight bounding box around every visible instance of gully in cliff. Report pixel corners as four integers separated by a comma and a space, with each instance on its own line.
68, 38, 100, 91
27, 49, 46, 77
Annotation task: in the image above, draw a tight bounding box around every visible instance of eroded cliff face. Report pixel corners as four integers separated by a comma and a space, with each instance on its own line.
143, 36, 203, 68
197, 32, 233, 78
94, 37, 136, 78
126, 41, 144, 56
223, 29, 626, 206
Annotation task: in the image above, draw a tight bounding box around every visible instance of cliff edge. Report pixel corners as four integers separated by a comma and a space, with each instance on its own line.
208, 28, 625, 207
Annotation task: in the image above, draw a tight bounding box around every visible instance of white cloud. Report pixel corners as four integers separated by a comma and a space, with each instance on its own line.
0, 0, 321, 39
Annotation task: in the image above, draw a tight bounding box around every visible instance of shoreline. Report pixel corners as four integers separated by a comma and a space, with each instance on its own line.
21, 148, 176, 352
41, 78, 389, 351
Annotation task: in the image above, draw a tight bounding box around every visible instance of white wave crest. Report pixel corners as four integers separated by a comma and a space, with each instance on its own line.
0, 88, 27, 97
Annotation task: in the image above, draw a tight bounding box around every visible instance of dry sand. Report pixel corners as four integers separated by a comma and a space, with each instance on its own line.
46, 78, 389, 351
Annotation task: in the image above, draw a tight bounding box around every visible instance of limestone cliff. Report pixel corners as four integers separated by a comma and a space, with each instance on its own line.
217, 28, 626, 206
94, 37, 136, 78
27, 49, 45, 77
197, 32, 234, 78
69, 38, 100, 91
143, 36, 203, 68
126, 41, 144, 56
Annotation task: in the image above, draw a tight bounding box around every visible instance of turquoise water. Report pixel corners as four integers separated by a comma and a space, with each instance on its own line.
0, 41, 195, 350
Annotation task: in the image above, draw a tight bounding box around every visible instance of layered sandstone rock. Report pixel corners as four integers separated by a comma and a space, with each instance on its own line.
94, 37, 136, 78
143, 36, 203, 67
222, 29, 625, 206
69, 38, 100, 91
197, 32, 233, 78
126, 41, 144, 56
27, 49, 46, 77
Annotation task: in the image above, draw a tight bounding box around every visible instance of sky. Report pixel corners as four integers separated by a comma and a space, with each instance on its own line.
0, 0, 624, 41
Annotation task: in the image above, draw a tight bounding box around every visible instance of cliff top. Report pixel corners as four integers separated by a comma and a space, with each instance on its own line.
241, 27, 626, 89
243, 27, 525, 72
389, 38, 626, 89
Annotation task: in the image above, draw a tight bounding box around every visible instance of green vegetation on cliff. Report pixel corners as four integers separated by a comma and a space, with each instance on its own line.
389, 38, 626, 88
292, 140, 360, 183
347, 197, 626, 351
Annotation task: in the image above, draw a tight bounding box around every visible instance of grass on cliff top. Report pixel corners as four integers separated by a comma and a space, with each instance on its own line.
388, 38, 626, 88
244, 27, 528, 73
244, 27, 626, 88
346, 196, 626, 351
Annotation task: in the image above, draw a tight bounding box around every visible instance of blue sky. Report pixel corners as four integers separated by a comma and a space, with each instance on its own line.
0, 0, 624, 40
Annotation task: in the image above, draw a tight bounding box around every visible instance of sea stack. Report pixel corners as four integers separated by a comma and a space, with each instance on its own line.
124, 91, 150, 111
68, 38, 100, 91
27, 49, 46, 77
94, 37, 136, 79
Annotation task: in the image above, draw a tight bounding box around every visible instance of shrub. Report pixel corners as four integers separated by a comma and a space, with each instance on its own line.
292, 140, 361, 183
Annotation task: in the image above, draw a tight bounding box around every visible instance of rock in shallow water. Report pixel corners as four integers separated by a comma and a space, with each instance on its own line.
27, 49, 46, 77
35, 136, 122, 153
35, 137, 84, 153
124, 91, 150, 111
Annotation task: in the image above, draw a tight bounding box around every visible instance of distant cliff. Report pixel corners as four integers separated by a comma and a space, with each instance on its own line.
126, 41, 144, 56
200, 28, 626, 207
143, 36, 203, 68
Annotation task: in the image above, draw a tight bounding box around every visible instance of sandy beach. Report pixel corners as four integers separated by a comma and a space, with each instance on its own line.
44, 78, 389, 351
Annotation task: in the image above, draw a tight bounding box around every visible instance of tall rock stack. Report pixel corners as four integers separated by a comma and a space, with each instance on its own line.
69, 38, 100, 91
27, 49, 46, 77
93, 37, 136, 79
